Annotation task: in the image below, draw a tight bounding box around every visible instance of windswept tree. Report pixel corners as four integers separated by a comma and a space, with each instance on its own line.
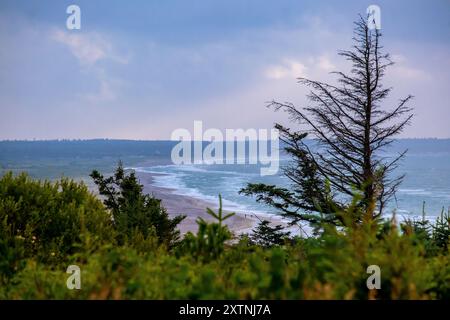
241, 16, 413, 226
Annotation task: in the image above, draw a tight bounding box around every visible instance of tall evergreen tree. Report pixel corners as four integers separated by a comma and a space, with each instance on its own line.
241, 16, 413, 225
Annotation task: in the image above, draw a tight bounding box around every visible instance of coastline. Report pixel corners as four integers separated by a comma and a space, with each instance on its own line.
135, 170, 290, 236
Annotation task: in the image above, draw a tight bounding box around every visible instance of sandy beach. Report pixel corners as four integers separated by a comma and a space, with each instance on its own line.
135, 170, 290, 236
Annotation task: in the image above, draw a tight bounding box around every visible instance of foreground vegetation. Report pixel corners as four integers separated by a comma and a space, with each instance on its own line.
0, 170, 448, 299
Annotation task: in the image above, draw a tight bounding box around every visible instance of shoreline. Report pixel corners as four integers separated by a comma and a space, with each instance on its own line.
135, 170, 292, 236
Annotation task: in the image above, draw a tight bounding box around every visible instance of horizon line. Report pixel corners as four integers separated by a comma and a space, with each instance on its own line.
1, 137, 450, 143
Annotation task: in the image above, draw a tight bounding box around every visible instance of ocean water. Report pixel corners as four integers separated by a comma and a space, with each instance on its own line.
134, 139, 450, 220
1, 139, 449, 220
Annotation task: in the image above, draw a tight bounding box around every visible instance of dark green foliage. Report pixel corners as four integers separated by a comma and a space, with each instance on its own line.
240, 128, 339, 227
247, 220, 291, 247
401, 202, 450, 256
432, 208, 450, 251
90, 162, 185, 247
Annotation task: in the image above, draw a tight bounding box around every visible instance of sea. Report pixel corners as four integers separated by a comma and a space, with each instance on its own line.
1, 139, 449, 221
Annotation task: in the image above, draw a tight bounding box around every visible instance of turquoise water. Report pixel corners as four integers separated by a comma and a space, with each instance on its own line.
1, 139, 449, 219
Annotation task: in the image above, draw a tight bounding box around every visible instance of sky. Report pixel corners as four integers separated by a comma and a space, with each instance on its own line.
0, 0, 449, 140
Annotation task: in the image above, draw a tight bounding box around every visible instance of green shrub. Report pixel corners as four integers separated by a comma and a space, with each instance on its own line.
0, 172, 114, 284
179, 195, 234, 262
0, 173, 449, 299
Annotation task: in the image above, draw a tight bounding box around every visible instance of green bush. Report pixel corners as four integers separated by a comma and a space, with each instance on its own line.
0, 172, 114, 284
0, 173, 449, 300
179, 195, 234, 262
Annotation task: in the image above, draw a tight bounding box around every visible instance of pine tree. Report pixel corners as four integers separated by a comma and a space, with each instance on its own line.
241, 16, 413, 225
90, 162, 185, 247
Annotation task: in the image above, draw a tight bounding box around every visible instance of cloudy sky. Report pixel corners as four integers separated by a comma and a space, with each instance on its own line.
0, 0, 449, 139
